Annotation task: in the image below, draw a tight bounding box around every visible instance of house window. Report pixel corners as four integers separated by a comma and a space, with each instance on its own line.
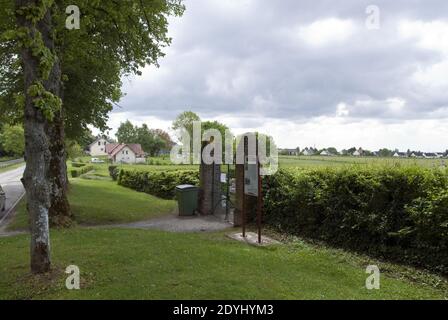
98, 141, 101, 146
126, 151, 129, 155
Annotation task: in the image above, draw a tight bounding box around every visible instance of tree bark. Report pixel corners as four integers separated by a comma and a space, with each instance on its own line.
47, 110, 72, 227
16, 0, 59, 274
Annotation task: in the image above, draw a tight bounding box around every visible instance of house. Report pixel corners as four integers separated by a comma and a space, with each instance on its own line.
320, 150, 334, 156
423, 153, 438, 159
393, 152, 407, 158
280, 148, 299, 156
88, 137, 109, 156
302, 148, 314, 156
106, 143, 146, 164
353, 148, 363, 157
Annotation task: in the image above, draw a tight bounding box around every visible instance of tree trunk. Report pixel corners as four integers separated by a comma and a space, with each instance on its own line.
47, 110, 72, 227
16, 0, 59, 274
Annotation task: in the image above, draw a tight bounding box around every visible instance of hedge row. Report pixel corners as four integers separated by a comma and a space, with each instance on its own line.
71, 162, 86, 168
263, 167, 448, 274
118, 169, 199, 199
71, 165, 94, 178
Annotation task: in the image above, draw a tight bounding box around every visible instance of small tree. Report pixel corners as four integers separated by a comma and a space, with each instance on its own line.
66, 140, 83, 160
0, 124, 24, 156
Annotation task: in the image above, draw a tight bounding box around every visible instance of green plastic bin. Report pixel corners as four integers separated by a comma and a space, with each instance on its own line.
176, 184, 198, 216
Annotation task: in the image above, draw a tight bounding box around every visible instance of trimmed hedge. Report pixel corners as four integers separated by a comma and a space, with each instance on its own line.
71, 162, 86, 168
71, 165, 94, 178
263, 167, 448, 274
118, 169, 199, 199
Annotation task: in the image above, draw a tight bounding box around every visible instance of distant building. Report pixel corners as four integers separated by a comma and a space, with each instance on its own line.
88, 137, 109, 156
393, 152, 407, 158
424, 153, 438, 159
302, 148, 314, 156
353, 148, 363, 157
320, 150, 337, 156
106, 143, 146, 164
280, 148, 299, 156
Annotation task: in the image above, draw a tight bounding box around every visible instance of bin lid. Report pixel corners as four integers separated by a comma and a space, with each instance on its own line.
176, 184, 197, 191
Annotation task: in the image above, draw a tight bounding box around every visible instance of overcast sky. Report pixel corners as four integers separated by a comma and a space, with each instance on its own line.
102, 0, 448, 151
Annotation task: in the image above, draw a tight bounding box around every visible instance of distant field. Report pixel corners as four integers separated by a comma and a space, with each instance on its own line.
278, 155, 444, 169
69, 155, 445, 178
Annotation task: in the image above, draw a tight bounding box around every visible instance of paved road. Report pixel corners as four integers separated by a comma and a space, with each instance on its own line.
0, 165, 25, 225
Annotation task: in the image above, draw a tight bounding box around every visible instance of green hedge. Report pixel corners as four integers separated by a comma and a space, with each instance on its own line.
71, 162, 86, 168
71, 165, 94, 178
263, 167, 448, 274
118, 169, 199, 199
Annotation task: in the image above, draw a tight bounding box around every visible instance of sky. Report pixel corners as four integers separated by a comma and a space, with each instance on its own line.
101, 0, 448, 152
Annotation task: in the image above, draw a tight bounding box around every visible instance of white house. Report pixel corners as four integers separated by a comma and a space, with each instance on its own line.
282, 149, 299, 156
393, 152, 407, 158
302, 148, 314, 156
88, 137, 109, 156
353, 148, 363, 157
320, 150, 330, 156
106, 143, 146, 164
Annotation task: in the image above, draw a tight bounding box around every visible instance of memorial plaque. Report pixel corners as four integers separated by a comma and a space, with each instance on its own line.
244, 155, 258, 196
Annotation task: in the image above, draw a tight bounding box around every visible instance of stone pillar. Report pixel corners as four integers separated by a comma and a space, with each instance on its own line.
198, 163, 222, 215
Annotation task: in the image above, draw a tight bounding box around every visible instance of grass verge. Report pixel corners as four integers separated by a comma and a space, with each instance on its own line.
7, 178, 177, 230
0, 228, 446, 299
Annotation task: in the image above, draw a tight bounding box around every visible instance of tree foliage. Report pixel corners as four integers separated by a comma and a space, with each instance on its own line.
116, 120, 172, 156
0, 124, 25, 156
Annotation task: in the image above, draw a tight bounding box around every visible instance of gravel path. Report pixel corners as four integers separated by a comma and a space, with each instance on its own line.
114, 213, 233, 233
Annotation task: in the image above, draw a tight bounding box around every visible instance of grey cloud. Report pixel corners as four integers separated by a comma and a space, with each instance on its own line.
117, 0, 448, 122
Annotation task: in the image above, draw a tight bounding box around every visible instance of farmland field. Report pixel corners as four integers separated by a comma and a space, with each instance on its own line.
278, 155, 444, 169
72, 155, 445, 177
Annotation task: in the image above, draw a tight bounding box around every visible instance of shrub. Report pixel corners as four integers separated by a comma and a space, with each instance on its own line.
118, 169, 199, 199
71, 162, 86, 168
71, 165, 94, 178
263, 167, 448, 274
108, 166, 119, 181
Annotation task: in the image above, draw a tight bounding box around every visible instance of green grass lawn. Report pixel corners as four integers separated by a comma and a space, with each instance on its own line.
3, 156, 447, 300
7, 178, 177, 230
0, 228, 446, 299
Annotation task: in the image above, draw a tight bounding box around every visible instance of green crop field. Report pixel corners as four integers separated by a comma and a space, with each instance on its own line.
278, 155, 444, 169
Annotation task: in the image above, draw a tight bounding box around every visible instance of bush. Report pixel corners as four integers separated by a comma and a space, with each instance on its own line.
118, 169, 199, 199
71, 165, 94, 178
71, 162, 86, 168
108, 166, 119, 181
263, 167, 448, 274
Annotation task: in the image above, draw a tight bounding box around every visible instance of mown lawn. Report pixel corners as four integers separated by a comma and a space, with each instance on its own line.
7, 178, 177, 230
0, 228, 446, 300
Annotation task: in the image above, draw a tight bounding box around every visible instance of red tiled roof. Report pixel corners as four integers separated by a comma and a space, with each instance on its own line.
105, 143, 120, 154
106, 143, 145, 157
